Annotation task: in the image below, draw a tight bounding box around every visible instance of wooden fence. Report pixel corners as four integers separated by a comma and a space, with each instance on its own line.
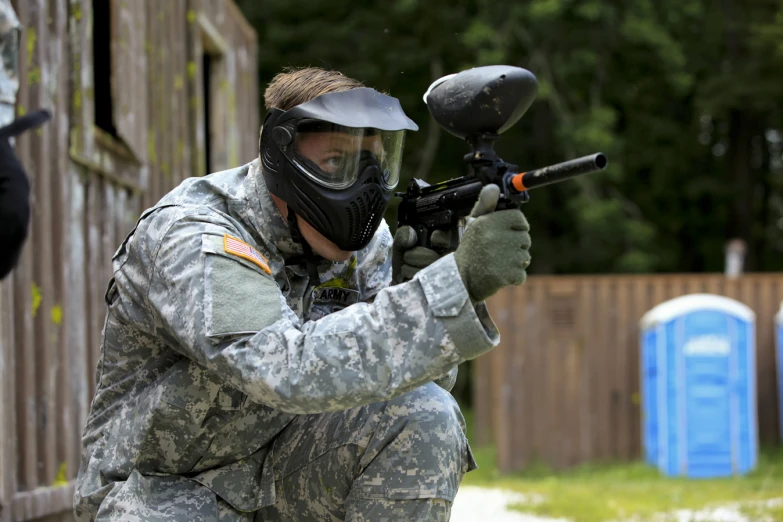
475, 274, 783, 474
0, 2, 258, 521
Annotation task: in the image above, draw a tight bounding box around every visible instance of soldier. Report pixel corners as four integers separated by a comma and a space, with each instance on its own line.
74, 67, 531, 521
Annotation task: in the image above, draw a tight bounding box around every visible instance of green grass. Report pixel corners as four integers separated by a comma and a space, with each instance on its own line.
460, 408, 783, 522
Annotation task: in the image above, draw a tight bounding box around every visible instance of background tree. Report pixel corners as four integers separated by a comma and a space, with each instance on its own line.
236, 0, 783, 274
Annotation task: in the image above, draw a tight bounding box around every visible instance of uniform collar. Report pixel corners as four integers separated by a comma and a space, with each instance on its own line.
241, 159, 356, 277
241, 160, 354, 280
242, 159, 304, 260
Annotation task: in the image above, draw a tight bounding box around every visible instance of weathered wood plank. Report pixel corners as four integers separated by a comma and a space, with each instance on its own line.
560, 291, 581, 468
0, 276, 17, 522
172, 0, 190, 188
13, 0, 41, 494
225, 0, 256, 44
472, 349, 492, 447
521, 285, 539, 469
85, 174, 102, 402
65, 164, 89, 489
25, 0, 60, 487
113, 187, 126, 255
615, 279, 631, 460
224, 26, 239, 169
529, 281, 547, 467
235, 38, 248, 164
101, 179, 115, 323
758, 278, 778, 446
578, 279, 595, 463
171, 0, 185, 185
198, 9, 228, 173
594, 278, 612, 461
233, 3, 259, 164
48, 0, 75, 482
159, 1, 172, 198
110, 0, 148, 165
146, 0, 160, 201
12, 482, 74, 522
629, 276, 650, 458
509, 286, 529, 471
491, 288, 512, 473
69, 0, 95, 161
185, 0, 206, 177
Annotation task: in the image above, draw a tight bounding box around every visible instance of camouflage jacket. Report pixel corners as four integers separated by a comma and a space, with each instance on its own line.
73, 159, 500, 518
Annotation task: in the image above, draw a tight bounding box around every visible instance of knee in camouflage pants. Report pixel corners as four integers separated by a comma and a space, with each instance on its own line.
247, 381, 477, 521
89, 382, 475, 522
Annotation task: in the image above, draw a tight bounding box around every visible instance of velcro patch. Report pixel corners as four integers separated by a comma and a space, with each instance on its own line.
223, 234, 271, 274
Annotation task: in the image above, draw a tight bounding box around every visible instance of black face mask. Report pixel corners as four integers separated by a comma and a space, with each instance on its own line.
260, 88, 418, 252
264, 143, 392, 251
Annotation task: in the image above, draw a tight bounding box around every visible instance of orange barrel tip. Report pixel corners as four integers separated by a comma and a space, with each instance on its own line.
511, 173, 528, 192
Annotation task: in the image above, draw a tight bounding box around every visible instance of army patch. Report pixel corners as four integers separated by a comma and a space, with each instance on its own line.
311, 285, 360, 309
223, 234, 271, 274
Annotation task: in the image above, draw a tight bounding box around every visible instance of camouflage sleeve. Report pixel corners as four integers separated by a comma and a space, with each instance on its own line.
357, 221, 460, 392
145, 213, 499, 414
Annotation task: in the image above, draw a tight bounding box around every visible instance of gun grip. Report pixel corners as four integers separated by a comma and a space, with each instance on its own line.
448, 227, 460, 251
418, 226, 462, 252
415, 225, 430, 248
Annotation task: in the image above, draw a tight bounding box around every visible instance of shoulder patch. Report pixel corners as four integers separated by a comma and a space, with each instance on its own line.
223, 234, 271, 274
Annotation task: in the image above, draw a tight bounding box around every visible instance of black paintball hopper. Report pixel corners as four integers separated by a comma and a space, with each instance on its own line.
423, 65, 539, 140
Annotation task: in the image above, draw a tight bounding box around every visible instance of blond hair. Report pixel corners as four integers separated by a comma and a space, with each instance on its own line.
259, 67, 365, 155
263, 66, 365, 111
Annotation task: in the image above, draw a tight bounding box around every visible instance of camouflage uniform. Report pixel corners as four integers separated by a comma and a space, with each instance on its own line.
74, 159, 499, 521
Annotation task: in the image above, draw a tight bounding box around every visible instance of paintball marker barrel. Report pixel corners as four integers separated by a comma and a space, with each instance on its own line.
509, 153, 607, 193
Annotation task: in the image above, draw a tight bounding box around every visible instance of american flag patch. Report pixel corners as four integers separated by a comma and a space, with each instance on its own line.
223, 234, 271, 274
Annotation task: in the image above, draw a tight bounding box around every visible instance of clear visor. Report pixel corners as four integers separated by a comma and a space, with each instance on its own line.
291, 120, 406, 190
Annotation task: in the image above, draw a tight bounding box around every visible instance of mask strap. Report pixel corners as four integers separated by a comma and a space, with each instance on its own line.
286, 210, 322, 285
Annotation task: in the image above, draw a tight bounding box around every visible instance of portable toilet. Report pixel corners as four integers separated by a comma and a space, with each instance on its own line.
776, 303, 783, 441
639, 293, 757, 478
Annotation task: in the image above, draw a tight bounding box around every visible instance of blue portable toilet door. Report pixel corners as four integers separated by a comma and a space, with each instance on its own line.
641, 328, 659, 466
678, 311, 735, 477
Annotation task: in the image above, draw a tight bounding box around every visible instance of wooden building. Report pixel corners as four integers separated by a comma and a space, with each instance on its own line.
0, 1, 259, 521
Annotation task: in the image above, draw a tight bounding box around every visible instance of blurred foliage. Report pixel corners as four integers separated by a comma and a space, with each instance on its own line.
235, 0, 783, 275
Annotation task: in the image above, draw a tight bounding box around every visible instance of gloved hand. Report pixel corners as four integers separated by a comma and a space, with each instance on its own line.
392, 226, 454, 284
454, 184, 531, 303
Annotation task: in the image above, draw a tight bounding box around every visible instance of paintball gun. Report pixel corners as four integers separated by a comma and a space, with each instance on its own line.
395, 65, 608, 249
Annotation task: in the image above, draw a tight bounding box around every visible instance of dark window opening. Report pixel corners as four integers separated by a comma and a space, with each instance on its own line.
202, 53, 213, 174
93, 0, 118, 137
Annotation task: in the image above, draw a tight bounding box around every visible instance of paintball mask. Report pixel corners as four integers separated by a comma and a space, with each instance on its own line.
260, 87, 418, 252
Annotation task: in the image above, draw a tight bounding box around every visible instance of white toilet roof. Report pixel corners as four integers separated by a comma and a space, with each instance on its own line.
640, 293, 755, 329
